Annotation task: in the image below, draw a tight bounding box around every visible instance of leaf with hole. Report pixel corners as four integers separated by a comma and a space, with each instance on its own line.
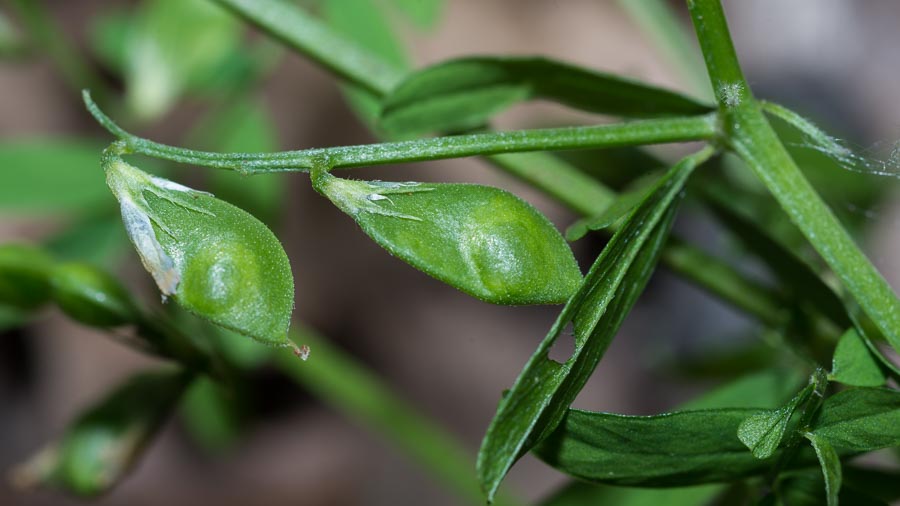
476, 148, 712, 501
312, 170, 582, 305
378, 57, 713, 136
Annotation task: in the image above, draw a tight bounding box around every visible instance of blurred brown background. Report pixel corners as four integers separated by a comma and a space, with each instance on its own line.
2, 1, 899, 505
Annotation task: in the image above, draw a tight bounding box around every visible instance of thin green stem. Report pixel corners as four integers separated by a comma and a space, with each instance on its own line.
685, 0, 749, 109
687, 0, 900, 355
278, 327, 519, 506
85, 91, 717, 173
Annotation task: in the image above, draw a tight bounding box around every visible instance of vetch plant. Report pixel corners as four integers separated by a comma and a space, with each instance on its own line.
4, 0, 900, 504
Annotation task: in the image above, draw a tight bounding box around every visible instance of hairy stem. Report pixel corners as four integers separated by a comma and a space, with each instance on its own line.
85, 91, 717, 172
687, 0, 900, 354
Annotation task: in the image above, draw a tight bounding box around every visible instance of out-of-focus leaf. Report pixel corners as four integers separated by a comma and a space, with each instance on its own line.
0, 303, 27, 330
810, 387, 900, 451
45, 213, 128, 265
313, 172, 582, 305
12, 369, 191, 497
805, 433, 842, 506
378, 57, 712, 137
388, 0, 443, 29
830, 328, 886, 387
125, 0, 241, 120
477, 149, 711, 501
682, 368, 804, 411
179, 377, 243, 452
87, 9, 131, 73
50, 262, 140, 328
0, 243, 54, 310
323, 0, 409, 125
0, 9, 27, 58
701, 178, 850, 331
737, 381, 815, 459
0, 140, 110, 213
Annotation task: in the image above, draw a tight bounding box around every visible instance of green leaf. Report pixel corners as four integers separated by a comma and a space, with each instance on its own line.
565, 174, 657, 241
312, 171, 582, 305
0, 139, 111, 213
830, 328, 886, 387
12, 369, 191, 497
50, 262, 141, 328
213, 0, 402, 96
533, 407, 802, 487
87, 8, 132, 73
0, 243, 55, 310
476, 148, 711, 501
103, 150, 297, 351
378, 57, 713, 137
125, 0, 241, 119
540, 369, 805, 506
737, 381, 815, 459
322, 0, 409, 125
805, 433, 842, 506
810, 387, 900, 451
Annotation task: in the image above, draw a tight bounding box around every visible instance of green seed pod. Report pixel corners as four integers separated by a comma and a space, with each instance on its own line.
312, 170, 582, 305
0, 243, 55, 310
12, 369, 191, 497
50, 262, 141, 327
102, 148, 295, 350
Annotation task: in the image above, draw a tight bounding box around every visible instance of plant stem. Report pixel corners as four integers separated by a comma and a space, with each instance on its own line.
85, 92, 717, 172
686, 0, 900, 354
278, 327, 519, 506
